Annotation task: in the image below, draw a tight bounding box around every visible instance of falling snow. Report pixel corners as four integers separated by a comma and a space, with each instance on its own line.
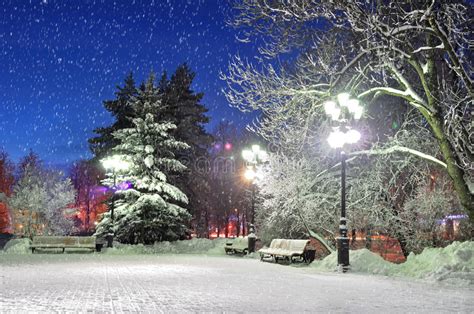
1, 1, 257, 166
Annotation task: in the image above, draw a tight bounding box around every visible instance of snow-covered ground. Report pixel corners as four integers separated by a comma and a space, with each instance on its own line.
312, 241, 474, 286
1, 245, 473, 312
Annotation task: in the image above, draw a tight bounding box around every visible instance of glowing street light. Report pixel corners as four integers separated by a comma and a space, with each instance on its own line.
323, 92, 364, 272
327, 127, 361, 148
102, 155, 130, 172
242, 144, 268, 164
101, 154, 130, 248
244, 167, 257, 181
324, 93, 364, 121
241, 144, 267, 247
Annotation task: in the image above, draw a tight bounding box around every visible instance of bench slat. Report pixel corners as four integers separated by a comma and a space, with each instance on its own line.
31, 236, 96, 253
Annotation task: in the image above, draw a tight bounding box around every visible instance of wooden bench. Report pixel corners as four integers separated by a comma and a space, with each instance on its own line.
30, 236, 96, 253
224, 237, 249, 255
258, 239, 315, 264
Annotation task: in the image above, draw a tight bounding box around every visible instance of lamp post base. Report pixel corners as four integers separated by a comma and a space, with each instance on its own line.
106, 234, 114, 248
337, 218, 350, 272
337, 237, 350, 272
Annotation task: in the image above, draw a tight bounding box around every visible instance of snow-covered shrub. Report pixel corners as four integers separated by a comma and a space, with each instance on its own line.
3, 238, 31, 254
394, 173, 463, 254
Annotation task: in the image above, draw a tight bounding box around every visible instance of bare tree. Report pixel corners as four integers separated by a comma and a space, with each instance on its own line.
224, 0, 473, 221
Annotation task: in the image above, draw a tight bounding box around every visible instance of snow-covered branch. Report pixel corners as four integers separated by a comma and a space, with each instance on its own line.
349, 145, 447, 169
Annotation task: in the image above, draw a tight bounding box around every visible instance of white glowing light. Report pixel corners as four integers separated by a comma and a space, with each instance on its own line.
337, 93, 351, 107
101, 155, 130, 172
327, 129, 346, 148
242, 149, 253, 162
352, 105, 363, 120
257, 150, 268, 162
329, 107, 341, 120
243, 145, 267, 163
244, 168, 256, 181
324, 101, 337, 114
346, 129, 361, 144
346, 98, 360, 113
251, 144, 260, 153
324, 101, 341, 121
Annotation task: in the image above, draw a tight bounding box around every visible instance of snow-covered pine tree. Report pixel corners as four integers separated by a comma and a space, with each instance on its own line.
95, 74, 191, 244
159, 64, 213, 233
89, 72, 138, 160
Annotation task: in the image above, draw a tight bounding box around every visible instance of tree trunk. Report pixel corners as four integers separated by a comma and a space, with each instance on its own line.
424, 37, 474, 223
430, 116, 473, 220
204, 209, 209, 239
236, 209, 241, 237
396, 232, 410, 259
85, 187, 91, 232
224, 215, 229, 238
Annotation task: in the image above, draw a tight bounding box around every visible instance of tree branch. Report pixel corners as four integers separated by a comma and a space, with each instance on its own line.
349, 145, 447, 168
429, 17, 474, 96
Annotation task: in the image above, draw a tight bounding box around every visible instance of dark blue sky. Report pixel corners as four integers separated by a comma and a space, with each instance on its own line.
1, 0, 257, 166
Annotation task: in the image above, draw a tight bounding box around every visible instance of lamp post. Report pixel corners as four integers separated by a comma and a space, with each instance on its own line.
324, 92, 363, 272
101, 155, 130, 248
242, 145, 267, 225
244, 167, 257, 226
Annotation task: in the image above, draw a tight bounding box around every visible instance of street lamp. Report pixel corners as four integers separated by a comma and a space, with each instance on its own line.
101, 155, 130, 247
242, 145, 267, 225
324, 93, 363, 272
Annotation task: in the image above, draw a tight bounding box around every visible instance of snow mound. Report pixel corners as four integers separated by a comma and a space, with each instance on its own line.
105, 238, 228, 255
312, 248, 392, 275
312, 241, 474, 285
349, 249, 394, 275
398, 241, 474, 285
2, 238, 31, 254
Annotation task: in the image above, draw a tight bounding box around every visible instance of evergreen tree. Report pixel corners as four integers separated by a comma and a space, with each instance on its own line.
160, 64, 213, 226
89, 72, 138, 159
161, 64, 211, 156
95, 74, 191, 244
0, 151, 15, 197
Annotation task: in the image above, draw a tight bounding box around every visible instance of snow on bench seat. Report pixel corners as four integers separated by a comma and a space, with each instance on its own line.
258, 239, 315, 264
225, 237, 249, 254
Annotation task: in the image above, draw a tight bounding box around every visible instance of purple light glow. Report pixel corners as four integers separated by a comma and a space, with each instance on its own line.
94, 186, 109, 193
117, 181, 132, 191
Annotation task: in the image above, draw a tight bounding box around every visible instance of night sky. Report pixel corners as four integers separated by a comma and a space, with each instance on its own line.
1, 0, 257, 167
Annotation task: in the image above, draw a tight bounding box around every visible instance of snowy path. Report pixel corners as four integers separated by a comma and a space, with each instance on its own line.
0, 254, 472, 313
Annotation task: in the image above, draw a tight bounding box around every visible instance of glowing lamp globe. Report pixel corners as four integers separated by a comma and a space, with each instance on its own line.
244, 168, 256, 181
327, 129, 346, 148
242, 149, 253, 162
346, 129, 361, 144
337, 93, 351, 107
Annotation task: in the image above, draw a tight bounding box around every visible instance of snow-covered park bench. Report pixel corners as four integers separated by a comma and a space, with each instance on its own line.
258, 239, 315, 264
30, 236, 96, 253
225, 236, 249, 255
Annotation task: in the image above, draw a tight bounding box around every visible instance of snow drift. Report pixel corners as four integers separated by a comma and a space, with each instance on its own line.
104, 238, 228, 255
312, 241, 474, 285
2, 238, 31, 254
